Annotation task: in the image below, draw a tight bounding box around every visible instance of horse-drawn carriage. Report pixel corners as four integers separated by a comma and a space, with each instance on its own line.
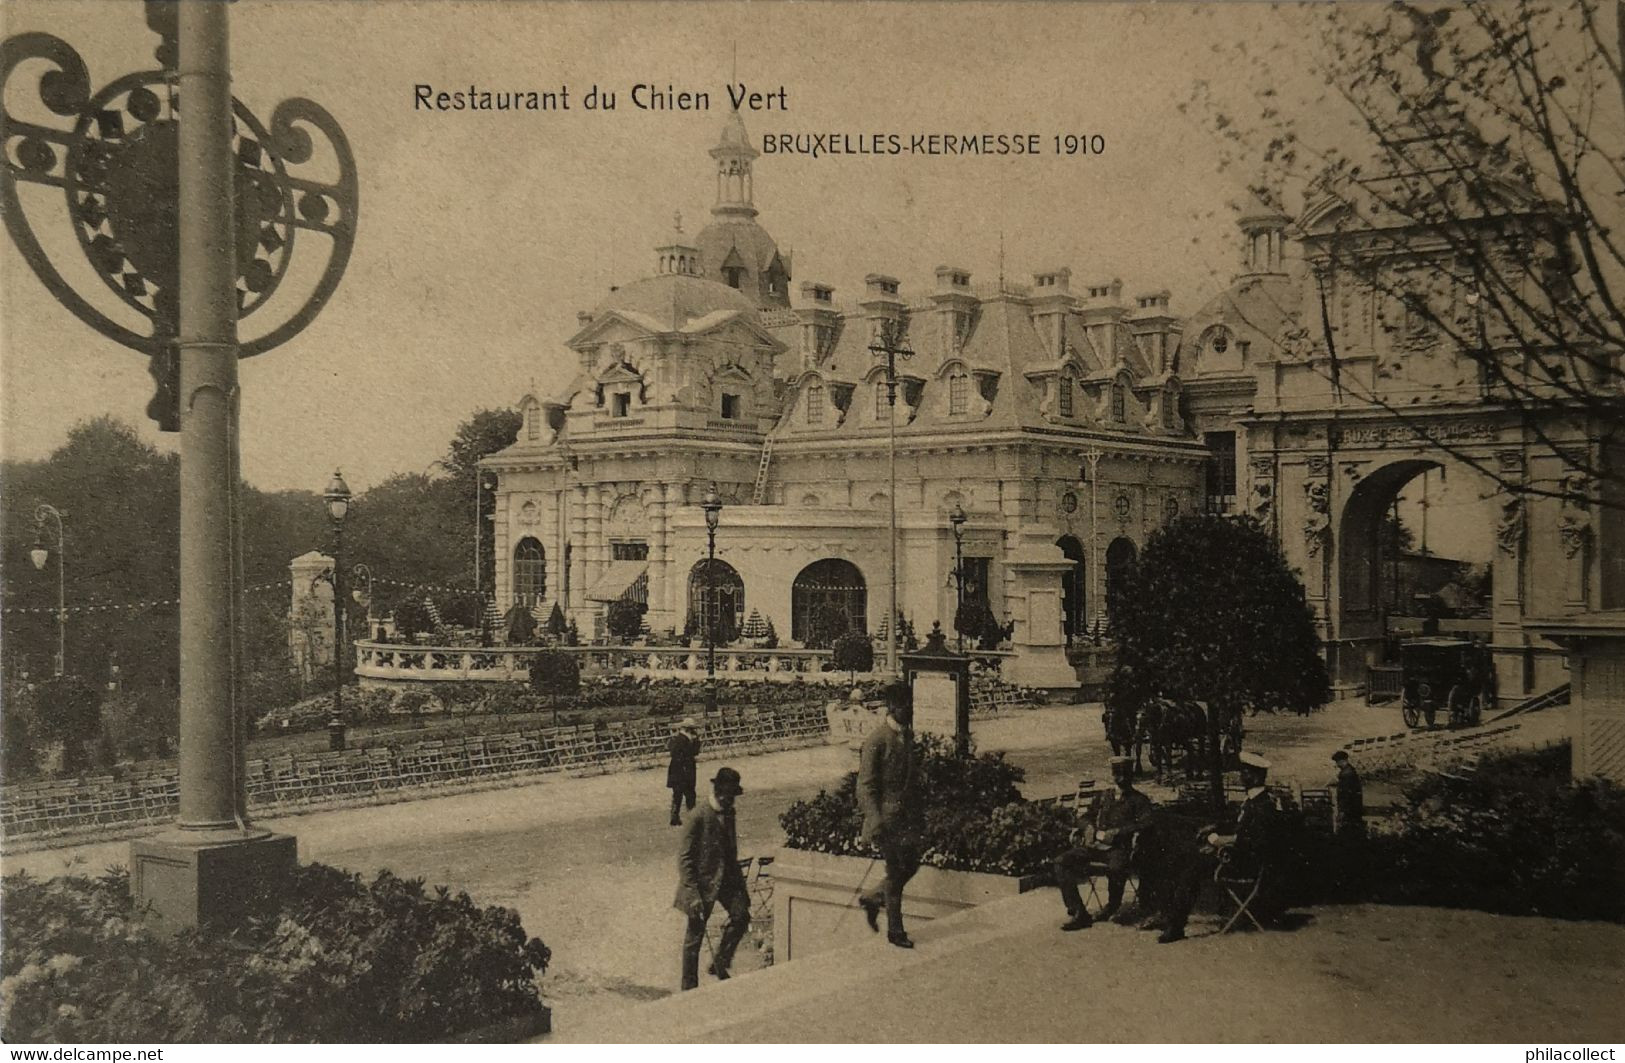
1103, 697, 1243, 780
1395, 637, 1493, 729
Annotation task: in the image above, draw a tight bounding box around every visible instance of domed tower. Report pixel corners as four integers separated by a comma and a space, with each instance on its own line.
1237, 190, 1292, 277
694, 110, 792, 309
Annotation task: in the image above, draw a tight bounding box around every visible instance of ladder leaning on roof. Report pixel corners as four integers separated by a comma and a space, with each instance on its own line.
751, 435, 775, 504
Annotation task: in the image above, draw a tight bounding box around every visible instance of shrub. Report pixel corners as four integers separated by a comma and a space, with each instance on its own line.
779, 734, 1071, 876
762, 619, 779, 650
394, 688, 437, 719
504, 603, 536, 645
0, 864, 549, 1043
529, 650, 581, 701
1355, 743, 1625, 922
2, 694, 38, 779
606, 601, 645, 642
831, 632, 874, 681
32, 676, 104, 774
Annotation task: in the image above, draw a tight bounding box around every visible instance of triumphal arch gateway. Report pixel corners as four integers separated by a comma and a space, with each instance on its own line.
485, 111, 1619, 704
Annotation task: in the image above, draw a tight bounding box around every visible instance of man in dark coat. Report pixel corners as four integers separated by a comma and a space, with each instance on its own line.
666, 717, 701, 826
1157, 751, 1282, 943
856, 682, 920, 949
1332, 750, 1365, 840
674, 766, 750, 989
1053, 756, 1154, 930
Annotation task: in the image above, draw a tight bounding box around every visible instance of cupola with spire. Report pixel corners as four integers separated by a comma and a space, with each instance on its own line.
695, 110, 792, 309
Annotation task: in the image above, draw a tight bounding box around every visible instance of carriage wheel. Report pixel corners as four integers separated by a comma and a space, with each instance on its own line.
1466, 692, 1484, 727
1401, 694, 1421, 729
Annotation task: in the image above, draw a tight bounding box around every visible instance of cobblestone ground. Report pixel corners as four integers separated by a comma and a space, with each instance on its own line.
2, 698, 1564, 1026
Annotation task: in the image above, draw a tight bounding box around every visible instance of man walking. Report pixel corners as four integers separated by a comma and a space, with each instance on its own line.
1052, 756, 1154, 930
674, 766, 750, 989
667, 717, 701, 825
857, 682, 920, 949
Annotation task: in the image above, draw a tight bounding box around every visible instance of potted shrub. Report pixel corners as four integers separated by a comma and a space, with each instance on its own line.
831, 631, 874, 687
606, 600, 644, 644
530, 649, 581, 727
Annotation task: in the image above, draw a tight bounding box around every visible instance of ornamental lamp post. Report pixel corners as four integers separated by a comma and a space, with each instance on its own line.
30, 504, 67, 676
1081, 447, 1102, 642
2, 2, 359, 931
324, 470, 351, 751
868, 317, 914, 677
701, 483, 723, 714
949, 502, 967, 653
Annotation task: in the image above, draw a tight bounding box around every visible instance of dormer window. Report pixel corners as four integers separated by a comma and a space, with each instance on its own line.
806, 383, 825, 424
1212, 333, 1229, 354
1112, 386, 1126, 422
721, 393, 741, 420
949, 374, 969, 416
526, 402, 540, 440
612, 392, 631, 418
1058, 376, 1074, 418
724, 267, 745, 289
875, 380, 889, 418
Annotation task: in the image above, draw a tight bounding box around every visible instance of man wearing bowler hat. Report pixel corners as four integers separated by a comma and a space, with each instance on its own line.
674, 766, 751, 989
666, 717, 702, 826
1052, 756, 1154, 930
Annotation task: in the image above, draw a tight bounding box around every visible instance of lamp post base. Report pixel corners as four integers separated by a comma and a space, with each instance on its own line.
131, 830, 297, 935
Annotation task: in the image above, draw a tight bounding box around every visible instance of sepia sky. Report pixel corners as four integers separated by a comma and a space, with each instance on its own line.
0, 0, 1498, 556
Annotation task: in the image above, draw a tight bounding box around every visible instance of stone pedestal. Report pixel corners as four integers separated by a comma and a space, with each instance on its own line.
1003, 530, 1079, 689
131, 830, 297, 935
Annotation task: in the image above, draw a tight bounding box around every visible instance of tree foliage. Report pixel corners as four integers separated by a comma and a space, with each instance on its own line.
1185, 0, 1624, 506
1109, 515, 1329, 802
606, 599, 645, 642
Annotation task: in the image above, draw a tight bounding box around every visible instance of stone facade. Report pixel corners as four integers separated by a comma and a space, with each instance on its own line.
484, 111, 1618, 701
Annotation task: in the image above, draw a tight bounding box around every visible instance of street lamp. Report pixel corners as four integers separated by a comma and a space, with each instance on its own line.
869, 317, 914, 677
30, 504, 66, 676
701, 483, 723, 714
475, 474, 496, 594
949, 502, 967, 653
1081, 447, 1102, 643
324, 470, 352, 750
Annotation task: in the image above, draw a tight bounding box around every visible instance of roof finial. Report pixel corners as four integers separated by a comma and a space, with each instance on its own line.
674, 210, 683, 234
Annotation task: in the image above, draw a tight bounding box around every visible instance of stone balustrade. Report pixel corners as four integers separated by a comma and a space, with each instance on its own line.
354, 640, 1014, 686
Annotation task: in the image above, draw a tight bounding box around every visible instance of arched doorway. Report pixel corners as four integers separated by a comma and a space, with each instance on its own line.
1105, 537, 1137, 624
1056, 535, 1086, 643
688, 559, 745, 644
792, 559, 867, 647
513, 538, 546, 606
1337, 459, 1494, 644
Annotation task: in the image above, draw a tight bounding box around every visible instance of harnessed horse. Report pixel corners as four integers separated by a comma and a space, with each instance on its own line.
1136, 697, 1208, 782
1102, 702, 1142, 774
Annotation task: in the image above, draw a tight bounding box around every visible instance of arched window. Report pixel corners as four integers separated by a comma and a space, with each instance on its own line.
1058, 376, 1074, 418
1105, 537, 1137, 623
525, 401, 540, 441
875, 380, 889, 418
688, 559, 745, 644
1111, 385, 1126, 422
792, 559, 867, 647
806, 383, 826, 424
949, 374, 969, 416
1056, 535, 1086, 643
514, 537, 546, 606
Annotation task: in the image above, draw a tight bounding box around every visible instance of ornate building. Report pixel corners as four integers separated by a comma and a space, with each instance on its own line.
484, 109, 1620, 701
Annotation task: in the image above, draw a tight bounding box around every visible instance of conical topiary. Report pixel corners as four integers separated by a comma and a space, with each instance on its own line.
741, 607, 768, 640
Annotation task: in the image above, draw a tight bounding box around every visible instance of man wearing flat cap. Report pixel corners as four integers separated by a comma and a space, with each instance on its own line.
857, 681, 921, 948
667, 717, 702, 826
674, 766, 750, 988
1053, 756, 1154, 931
1157, 751, 1282, 943
1331, 750, 1365, 841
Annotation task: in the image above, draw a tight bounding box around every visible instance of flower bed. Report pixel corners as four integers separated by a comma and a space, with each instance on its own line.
1, 864, 550, 1043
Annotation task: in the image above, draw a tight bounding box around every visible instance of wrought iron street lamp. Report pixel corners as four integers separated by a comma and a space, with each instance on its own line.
1081, 447, 1102, 642
701, 483, 723, 714
324, 470, 351, 749
30, 504, 66, 676
949, 502, 967, 654
869, 317, 914, 676
2, 4, 359, 929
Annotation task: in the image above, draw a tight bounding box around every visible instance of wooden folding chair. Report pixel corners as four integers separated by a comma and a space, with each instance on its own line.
1213, 846, 1265, 934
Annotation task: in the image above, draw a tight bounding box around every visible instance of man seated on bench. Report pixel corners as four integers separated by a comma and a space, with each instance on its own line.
1053, 756, 1153, 931
1155, 751, 1281, 944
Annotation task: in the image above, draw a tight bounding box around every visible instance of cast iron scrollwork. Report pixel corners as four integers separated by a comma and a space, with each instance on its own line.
1, 25, 357, 429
